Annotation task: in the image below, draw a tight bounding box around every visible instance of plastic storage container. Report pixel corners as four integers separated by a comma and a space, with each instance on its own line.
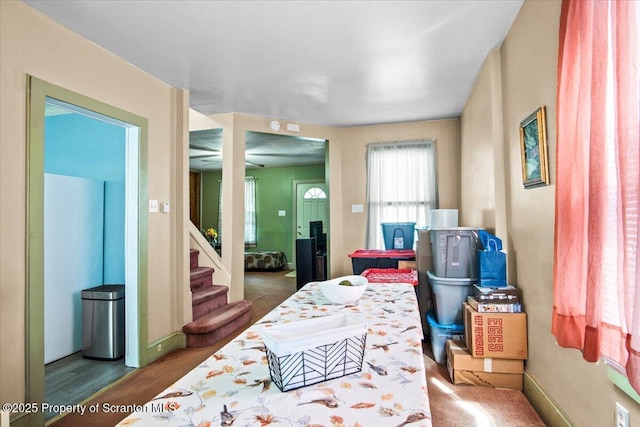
361, 268, 418, 286
426, 310, 464, 365
430, 227, 482, 278
428, 270, 477, 325
349, 249, 415, 274
429, 209, 459, 229
381, 222, 416, 250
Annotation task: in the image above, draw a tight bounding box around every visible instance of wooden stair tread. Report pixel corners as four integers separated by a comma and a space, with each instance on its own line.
183, 300, 252, 335
192, 285, 228, 306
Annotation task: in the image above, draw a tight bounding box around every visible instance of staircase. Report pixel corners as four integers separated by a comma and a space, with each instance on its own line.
183, 249, 252, 347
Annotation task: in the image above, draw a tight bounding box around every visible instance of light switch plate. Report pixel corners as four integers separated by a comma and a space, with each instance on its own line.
149, 200, 159, 213
352, 204, 364, 213
278, 210, 286, 217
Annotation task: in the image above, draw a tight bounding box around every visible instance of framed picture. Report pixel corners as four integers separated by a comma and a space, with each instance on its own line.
519, 106, 549, 188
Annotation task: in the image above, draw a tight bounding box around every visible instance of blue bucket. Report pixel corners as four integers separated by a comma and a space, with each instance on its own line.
381, 222, 416, 250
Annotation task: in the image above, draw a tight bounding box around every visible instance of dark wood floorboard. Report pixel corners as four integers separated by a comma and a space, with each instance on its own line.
45, 353, 134, 420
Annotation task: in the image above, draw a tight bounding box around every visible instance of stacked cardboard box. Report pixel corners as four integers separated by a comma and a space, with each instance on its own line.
446, 340, 524, 390
444, 302, 528, 390
463, 302, 528, 359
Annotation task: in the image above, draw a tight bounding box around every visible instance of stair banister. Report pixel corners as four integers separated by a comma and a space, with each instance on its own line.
188, 222, 231, 287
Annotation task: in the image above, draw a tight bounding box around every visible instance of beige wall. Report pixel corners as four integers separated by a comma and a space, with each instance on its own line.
461, 50, 501, 234
337, 120, 460, 275
0, 1, 190, 407
461, 0, 640, 425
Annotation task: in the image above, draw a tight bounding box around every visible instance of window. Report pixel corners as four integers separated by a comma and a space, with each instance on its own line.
217, 176, 257, 246
552, 0, 639, 393
365, 139, 437, 249
304, 187, 327, 199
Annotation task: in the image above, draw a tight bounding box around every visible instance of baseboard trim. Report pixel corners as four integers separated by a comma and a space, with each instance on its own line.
524, 370, 574, 427
8, 411, 28, 427
146, 332, 186, 364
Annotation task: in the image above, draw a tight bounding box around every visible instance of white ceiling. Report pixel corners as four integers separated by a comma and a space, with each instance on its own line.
24, 0, 523, 170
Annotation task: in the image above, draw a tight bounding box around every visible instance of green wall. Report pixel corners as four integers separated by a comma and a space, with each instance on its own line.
201, 164, 325, 264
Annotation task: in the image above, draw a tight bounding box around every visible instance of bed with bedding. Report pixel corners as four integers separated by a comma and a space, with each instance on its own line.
244, 251, 287, 270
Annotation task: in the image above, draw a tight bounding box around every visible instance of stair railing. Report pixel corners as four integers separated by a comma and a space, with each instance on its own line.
189, 222, 231, 286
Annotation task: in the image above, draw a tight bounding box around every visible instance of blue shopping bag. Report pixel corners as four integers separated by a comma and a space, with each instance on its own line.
476, 233, 507, 288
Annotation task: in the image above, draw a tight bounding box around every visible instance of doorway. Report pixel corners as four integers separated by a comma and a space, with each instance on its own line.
26, 77, 148, 425
294, 180, 329, 273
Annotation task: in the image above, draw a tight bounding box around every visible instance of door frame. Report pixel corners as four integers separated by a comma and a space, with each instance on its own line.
26, 76, 148, 425
292, 179, 329, 270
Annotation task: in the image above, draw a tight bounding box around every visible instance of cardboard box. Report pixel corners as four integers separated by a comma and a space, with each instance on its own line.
449, 368, 523, 390
397, 260, 417, 270
446, 340, 523, 373
463, 303, 528, 359
446, 340, 524, 390
415, 234, 433, 273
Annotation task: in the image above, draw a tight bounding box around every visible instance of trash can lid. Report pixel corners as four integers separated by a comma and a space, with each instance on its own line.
82, 284, 125, 300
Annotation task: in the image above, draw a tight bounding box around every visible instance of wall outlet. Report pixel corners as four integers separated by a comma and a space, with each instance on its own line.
616, 402, 629, 427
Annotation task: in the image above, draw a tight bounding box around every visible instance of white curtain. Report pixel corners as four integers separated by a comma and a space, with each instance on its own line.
365, 139, 437, 249
244, 176, 257, 246
218, 176, 257, 246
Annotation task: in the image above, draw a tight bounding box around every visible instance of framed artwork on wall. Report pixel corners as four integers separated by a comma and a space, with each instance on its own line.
519, 106, 550, 188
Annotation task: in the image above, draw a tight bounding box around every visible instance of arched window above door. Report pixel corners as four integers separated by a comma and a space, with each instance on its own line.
303, 187, 327, 199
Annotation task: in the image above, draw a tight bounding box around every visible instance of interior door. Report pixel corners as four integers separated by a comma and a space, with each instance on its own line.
296, 182, 328, 238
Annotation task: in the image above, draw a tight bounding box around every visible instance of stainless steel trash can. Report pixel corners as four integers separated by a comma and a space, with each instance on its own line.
82, 284, 125, 360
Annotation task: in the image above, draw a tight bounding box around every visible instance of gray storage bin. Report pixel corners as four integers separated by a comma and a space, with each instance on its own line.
430, 227, 482, 278
428, 271, 477, 325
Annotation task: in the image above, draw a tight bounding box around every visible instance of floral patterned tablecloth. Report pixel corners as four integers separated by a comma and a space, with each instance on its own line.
117, 281, 432, 427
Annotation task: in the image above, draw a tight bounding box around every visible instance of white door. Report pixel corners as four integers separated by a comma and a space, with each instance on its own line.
296, 182, 328, 239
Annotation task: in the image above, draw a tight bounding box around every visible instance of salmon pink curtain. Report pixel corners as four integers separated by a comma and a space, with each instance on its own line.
552, 0, 640, 391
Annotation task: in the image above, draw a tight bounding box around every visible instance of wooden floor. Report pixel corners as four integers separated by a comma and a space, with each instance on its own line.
46, 269, 296, 425
44, 353, 134, 421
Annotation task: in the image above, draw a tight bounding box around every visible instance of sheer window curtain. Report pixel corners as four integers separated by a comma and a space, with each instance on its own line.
244, 177, 257, 246
217, 177, 257, 246
552, 0, 639, 392
365, 140, 437, 249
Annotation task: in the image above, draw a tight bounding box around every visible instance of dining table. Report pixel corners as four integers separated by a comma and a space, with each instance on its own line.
117, 279, 432, 426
